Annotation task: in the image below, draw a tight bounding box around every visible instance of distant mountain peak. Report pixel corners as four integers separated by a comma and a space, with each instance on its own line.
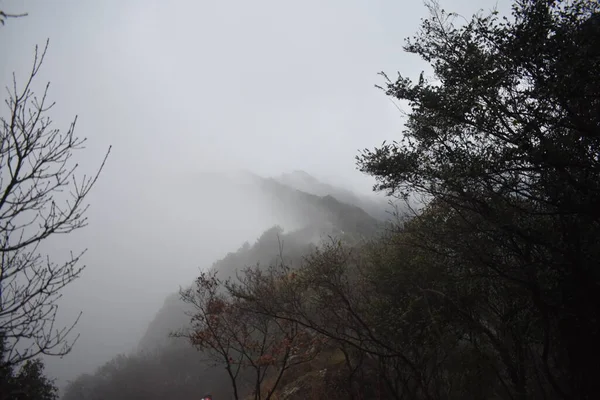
274, 170, 393, 222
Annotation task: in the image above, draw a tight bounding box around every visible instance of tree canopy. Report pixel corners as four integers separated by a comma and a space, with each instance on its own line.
358, 0, 600, 398
1, 337, 57, 400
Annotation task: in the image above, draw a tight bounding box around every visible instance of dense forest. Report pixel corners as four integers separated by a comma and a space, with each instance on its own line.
2, 0, 599, 399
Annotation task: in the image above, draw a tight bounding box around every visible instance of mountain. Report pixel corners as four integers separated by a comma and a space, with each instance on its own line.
136, 171, 382, 351
63, 170, 386, 400
257, 176, 381, 237
275, 170, 393, 221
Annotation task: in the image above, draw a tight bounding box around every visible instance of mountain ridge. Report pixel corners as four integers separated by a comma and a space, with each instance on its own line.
136, 171, 383, 351
62, 170, 390, 399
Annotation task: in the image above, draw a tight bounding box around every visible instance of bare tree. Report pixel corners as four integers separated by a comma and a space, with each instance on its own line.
176, 268, 323, 400
0, 40, 110, 368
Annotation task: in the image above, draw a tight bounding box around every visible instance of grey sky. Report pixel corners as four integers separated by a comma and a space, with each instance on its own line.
0, 0, 511, 388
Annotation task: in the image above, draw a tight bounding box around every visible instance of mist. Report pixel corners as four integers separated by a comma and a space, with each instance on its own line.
0, 0, 512, 392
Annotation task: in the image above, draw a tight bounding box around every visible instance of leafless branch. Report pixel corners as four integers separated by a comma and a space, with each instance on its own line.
0, 41, 110, 368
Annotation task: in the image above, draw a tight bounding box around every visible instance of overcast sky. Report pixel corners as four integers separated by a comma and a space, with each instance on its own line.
0, 0, 511, 388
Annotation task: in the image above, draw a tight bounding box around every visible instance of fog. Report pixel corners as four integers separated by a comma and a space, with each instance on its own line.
0, 0, 511, 390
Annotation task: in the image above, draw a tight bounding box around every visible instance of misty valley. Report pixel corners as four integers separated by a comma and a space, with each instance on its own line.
1, 0, 599, 399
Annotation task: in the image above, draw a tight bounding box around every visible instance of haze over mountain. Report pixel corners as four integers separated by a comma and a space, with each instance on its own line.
138, 170, 384, 351
47, 169, 387, 391
59, 170, 386, 399
275, 170, 393, 221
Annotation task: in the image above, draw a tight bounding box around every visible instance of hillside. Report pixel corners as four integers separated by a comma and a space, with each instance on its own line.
275, 170, 392, 221
61, 171, 385, 400
137, 172, 382, 351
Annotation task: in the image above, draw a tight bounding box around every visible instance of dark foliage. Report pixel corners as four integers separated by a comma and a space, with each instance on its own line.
1, 337, 57, 400
358, 0, 600, 398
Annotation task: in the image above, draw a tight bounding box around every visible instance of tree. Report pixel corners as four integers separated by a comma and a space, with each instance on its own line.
0, 41, 110, 369
358, 0, 600, 398
178, 268, 323, 400
0, 337, 57, 400
229, 237, 483, 399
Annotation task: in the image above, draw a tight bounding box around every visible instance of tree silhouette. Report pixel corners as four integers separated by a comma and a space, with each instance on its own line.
358, 0, 600, 397
0, 41, 110, 369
